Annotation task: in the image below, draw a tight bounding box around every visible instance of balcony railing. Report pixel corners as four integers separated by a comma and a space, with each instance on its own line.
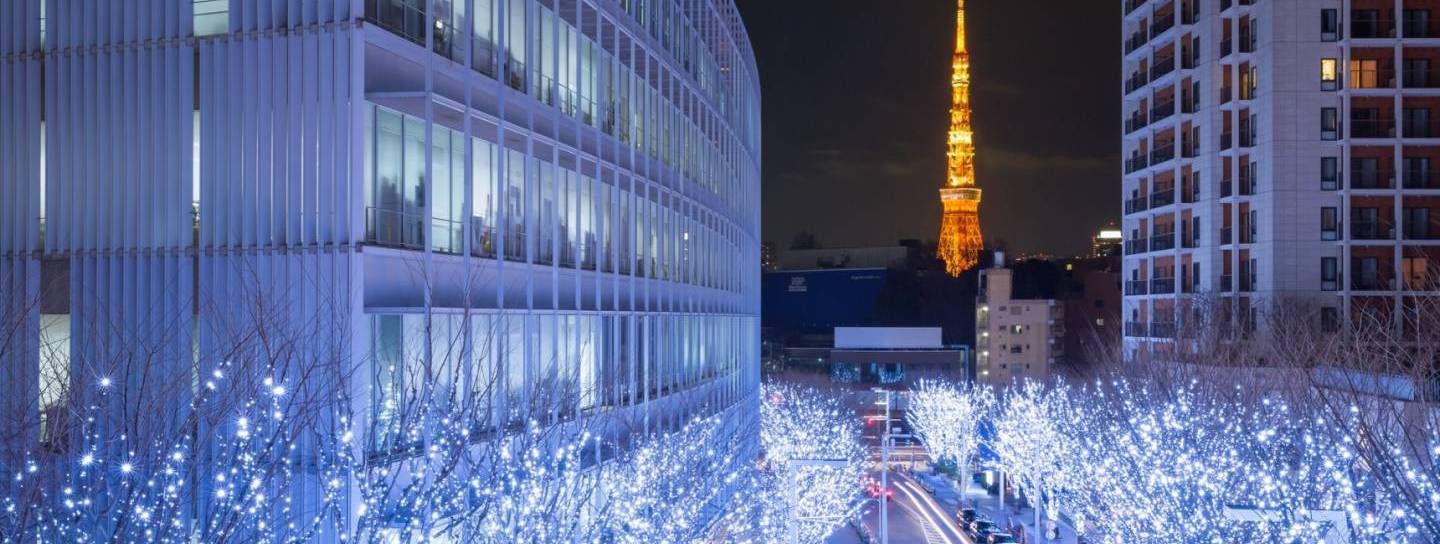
1150, 321, 1177, 337
1181, 140, 1199, 158
1351, 221, 1395, 240
1150, 57, 1176, 80
1150, 188, 1175, 208
1220, 179, 1233, 197
1151, 100, 1175, 122
1126, 195, 1149, 215
1125, 280, 1150, 295
1352, 275, 1393, 291
1352, 17, 1396, 39
1151, 15, 1175, 36
1150, 143, 1176, 165
1150, 277, 1176, 295
1219, 130, 1233, 150
1182, 95, 1199, 114
1220, 226, 1233, 244
1403, 220, 1440, 240
1404, 118, 1440, 138
365, 0, 426, 47
1126, 0, 1147, 15
1151, 232, 1176, 251
1125, 238, 1150, 255
1351, 169, 1395, 189
1403, 69, 1440, 89
1405, 169, 1440, 189
1127, 72, 1150, 94
1182, 233, 1199, 248
1220, 37, 1232, 57
1220, 274, 1233, 292
1127, 155, 1150, 173
1404, 16, 1440, 38
1239, 174, 1258, 195
1351, 119, 1396, 139
1126, 112, 1150, 134
1125, 322, 1149, 337
1127, 31, 1150, 54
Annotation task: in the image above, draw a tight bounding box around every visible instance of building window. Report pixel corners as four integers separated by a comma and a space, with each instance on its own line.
1321, 207, 1339, 241
1321, 58, 1339, 90
1322, 9, 1339, 41
194, 0, 229, 36
1321, 157, 1340, 190
1350, 59, 1381, 89
1321, 108, 1339, 140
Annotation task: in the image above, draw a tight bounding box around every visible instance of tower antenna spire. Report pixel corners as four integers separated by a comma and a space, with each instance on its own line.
938, 0, 983, 275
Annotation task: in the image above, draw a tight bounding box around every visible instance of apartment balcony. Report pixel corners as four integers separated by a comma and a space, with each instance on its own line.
1239, 225, 1257, 244
1126, 72, 1150, 94
1125, 195, 1150, 215
1125, 279, 1150, 295
1404, 169, 1440, 189
1351, 168, 1396, 189
1238, 126, 1256, 147
1181, 233, 1199, 248
1125, 238, 1150, 255
1150, 188, 1175, 208
1150, 321, 1177, 337
1125, 112, 1150, 134
1152, 277, 1175, 295
1238, 272, 1256, 292
1405, 118, 1440, 138
1182, 183, 1200, 203
1126, 0, 1148, 15
1181, 95, 1199, 114
1151, 15, 1176, 37
1403, 14, 1440, 38
1220, 226, 1233, 244
1181, 140, 1199, 158
1352, 119, 1397, 139
1126, 31, 1150, 54
1220, 37, 1233, 58
1352, 16, 1397, 39
1220, 273, 1234, 292
1181, 46, 1200, 70
1239, 174, 1258, 195
1403, 69, 1440, 89
1220, 178, 1233, 198
1239, 31, 1257, 53
1150, 57, 1176, 80
1150, 143, 1176, 165
1151, 100, 1176, 122
1127, 155, 1150, 173
1219, 130, 1233, 150
1124, 321, 1149, 337
1351, 221, 1396, 240
1403, 221, 1440, 240
1151, 232, 1176, 251
1352, 275, 1394, 291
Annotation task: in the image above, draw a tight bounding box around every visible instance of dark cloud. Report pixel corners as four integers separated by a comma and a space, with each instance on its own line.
736, 0, 1120, 255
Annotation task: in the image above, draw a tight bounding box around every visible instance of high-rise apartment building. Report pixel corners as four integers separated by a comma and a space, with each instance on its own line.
976, 253, 1064, 385
0, 0, 760, 534
1122, 0, 1440, 354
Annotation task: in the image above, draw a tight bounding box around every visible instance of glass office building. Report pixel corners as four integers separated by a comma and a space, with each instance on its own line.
0, 0, 760, 531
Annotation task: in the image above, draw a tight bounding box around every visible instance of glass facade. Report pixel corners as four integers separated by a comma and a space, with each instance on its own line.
360, 0, 761, 449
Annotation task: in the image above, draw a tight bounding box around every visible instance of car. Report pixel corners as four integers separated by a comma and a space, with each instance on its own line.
864, 480, 894, 501
956, 508, 978, 526
986, 534, 1018, 544
967, 520, 997, 538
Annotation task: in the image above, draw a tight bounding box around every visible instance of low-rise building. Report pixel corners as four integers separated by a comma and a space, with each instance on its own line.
976, 253, 1064, 386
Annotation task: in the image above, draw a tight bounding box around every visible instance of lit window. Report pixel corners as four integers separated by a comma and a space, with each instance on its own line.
1321, 58, 1338, 90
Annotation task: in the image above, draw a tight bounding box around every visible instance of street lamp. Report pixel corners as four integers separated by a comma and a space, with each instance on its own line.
786, 457, 851, 544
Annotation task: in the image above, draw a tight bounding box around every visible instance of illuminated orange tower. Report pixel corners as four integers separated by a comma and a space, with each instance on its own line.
938, 0, 983, 276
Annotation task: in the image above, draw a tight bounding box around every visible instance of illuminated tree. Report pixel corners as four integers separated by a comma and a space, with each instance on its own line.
906, 379, 994, 474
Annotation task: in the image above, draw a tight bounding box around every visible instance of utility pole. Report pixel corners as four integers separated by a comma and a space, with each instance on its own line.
877, 389, 891, 544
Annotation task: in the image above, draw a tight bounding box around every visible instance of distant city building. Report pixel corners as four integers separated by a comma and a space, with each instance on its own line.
829, 327, 968, 384
1091, 226, 1123, 258
775, 245, 911, 271
976, 252, 1064, 386
762, 241, 778, 272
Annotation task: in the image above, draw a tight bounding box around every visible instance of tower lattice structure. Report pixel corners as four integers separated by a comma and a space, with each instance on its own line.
938, 0, 983, 276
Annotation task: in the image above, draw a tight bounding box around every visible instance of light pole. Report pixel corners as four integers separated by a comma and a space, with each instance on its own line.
786, 457, 850, 544
875, 389, 892, 544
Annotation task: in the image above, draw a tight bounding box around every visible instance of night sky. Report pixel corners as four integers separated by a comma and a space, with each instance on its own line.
735, 1, 1120, 256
